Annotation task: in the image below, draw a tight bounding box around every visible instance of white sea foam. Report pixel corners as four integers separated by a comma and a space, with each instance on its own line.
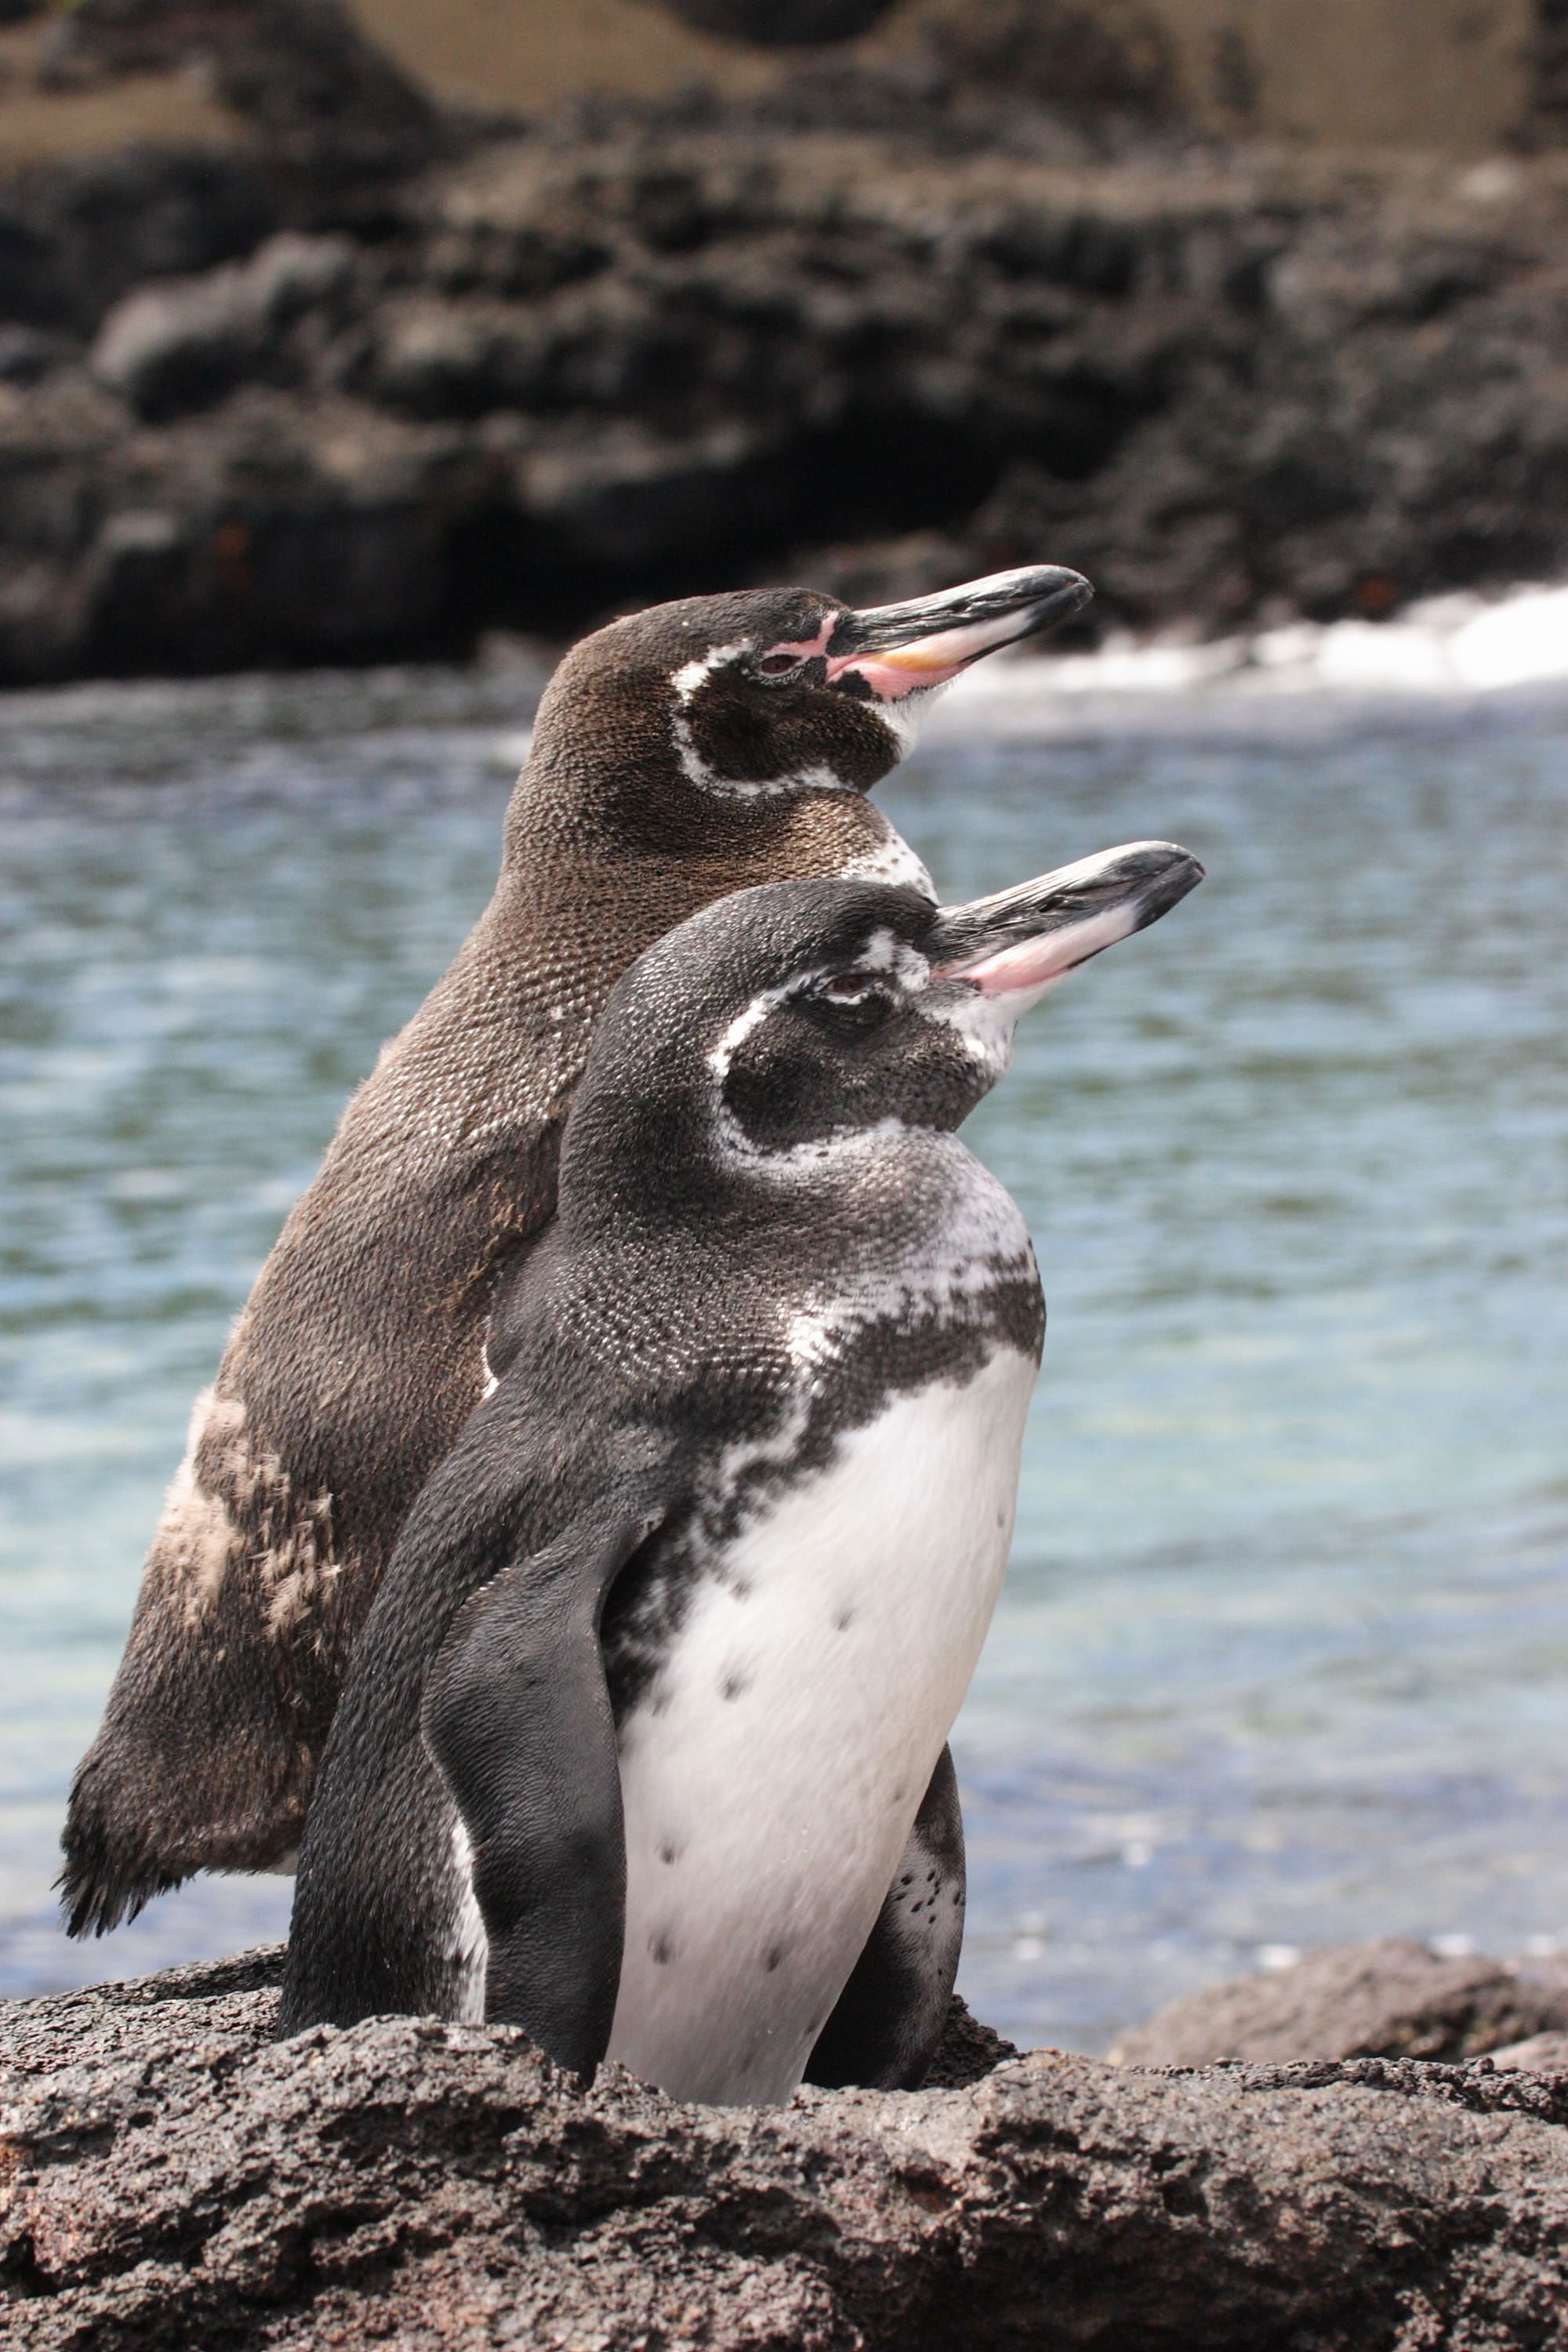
928, 579, 1568, 734
491, 728, 533, 771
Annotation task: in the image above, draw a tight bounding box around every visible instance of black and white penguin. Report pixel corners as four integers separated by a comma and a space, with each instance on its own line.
278, 840, 1203, 2102
62, 564, 1090, 1955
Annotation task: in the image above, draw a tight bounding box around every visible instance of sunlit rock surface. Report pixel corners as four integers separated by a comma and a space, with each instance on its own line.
5, 1944, 1568, 2348
1109, 1936, 1568, 2068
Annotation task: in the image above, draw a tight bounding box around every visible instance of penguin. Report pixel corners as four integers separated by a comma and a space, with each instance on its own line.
60, 566, 1091, 1995
278, 840, 1203, 2103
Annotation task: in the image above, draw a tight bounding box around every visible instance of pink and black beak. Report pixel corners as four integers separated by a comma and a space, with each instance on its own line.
824, 564, 1092, 702
927, 840, 1203, 1018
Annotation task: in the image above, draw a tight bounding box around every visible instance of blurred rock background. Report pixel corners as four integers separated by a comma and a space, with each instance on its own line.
3, 0, 1568, 678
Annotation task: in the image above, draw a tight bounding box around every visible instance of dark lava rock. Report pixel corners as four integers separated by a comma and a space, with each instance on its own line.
0, 146, 280, 337
92, 230, 357, 419
0, 325, 79, 387
657, 0, 902, 45
39, 0, 446, 193
1109, 1936, 1568, 2067
0, 376, 502, 680
7, 99, 1568, 678
931, 0, 1177, 118
6, 1947, 1568, 2349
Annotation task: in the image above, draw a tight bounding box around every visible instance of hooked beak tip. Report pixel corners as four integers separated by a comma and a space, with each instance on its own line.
931, 841, 1203, 999
830, 564, 1094, 700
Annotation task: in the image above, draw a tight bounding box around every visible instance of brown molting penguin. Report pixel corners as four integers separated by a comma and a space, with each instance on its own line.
62, 565, 1091, 1977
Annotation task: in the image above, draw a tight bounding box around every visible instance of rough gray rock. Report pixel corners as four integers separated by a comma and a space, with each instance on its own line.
9, 97, 1568, 677
92, 233, 356, 418
1492, 2031, 1568, 2071
0, 325, 78, 387
1108, 1937, 1568, 2068
930, 0, 1176, 118
6, 1945, 1568, 2350
38, 0, 447, 191
0, 145, 280, 338
0, 379, 492, 675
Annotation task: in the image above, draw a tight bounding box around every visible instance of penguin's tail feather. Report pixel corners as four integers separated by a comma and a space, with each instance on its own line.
59, 1675, 313, 1938
60, 1738, 305, 1937
57, 1780, 187, 1939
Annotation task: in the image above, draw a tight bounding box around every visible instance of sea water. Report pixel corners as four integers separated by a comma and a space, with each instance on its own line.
2, 601, 1566, 2050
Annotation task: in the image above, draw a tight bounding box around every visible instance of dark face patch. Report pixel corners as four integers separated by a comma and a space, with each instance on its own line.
526, 587, 918, 851
677, 652, 906, 797
720, 971, 993, 1153
558, 876, 1017, 1237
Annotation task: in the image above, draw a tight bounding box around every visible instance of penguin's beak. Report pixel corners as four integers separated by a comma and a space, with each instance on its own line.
927, 841, 1203, 1013
826, 565, 1092, 701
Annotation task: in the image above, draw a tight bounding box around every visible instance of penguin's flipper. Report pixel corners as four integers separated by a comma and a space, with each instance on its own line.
422, 1486, 665, 2080
804, 1743, 966, 2090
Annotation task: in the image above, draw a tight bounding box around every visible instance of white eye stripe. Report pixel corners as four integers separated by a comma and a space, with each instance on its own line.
708, 980, 793, 1080
670, 643, 750, 704
667, 641, 911, 800
707, 951, 920, 1077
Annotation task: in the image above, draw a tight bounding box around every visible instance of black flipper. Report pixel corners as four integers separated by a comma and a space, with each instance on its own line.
277, 1412, 670, 2054
422, 1498, 662, 2077
804, 1742, 966, 2090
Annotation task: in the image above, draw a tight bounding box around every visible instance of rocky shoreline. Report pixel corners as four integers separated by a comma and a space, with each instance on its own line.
6, 12, 1568, 684
5, 1936, 1568, 2346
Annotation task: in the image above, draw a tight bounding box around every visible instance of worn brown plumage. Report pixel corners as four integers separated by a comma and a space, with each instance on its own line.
61, 565, 1089, 1944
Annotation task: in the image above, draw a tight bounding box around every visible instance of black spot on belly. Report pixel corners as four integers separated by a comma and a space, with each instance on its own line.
765, 1945, 787, 1973
720, 1665, 753, 1702
659, 1842, 680, 1866
832, 1605, 855, 1632
650, 1933, 675, 1965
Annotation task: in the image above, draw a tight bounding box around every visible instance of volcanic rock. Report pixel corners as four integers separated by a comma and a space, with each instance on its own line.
1108, 1936, 1568, 2067
0, 145, 280, 338
657, 0, 902, 45
930, 0, 1177, 118
38, 0, 446, 190
93, 231, 356, 419
7, 72, 1568, 679
1491, 2031, 1568, 2071
6, 1944, 1568, 2349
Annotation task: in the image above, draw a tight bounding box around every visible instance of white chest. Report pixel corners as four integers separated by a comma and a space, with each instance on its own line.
604, 1343, 1036, 2106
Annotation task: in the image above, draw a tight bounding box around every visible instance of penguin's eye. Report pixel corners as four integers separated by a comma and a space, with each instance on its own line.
754, 652, 804, 680
807, 971, 894, 1033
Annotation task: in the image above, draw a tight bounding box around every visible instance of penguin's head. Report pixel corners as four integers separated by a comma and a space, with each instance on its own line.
521, 566, 1091, 837
563, 843, 1202, 1210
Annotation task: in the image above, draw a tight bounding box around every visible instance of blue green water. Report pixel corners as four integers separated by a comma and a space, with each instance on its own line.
2, 659, 1566, 2051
